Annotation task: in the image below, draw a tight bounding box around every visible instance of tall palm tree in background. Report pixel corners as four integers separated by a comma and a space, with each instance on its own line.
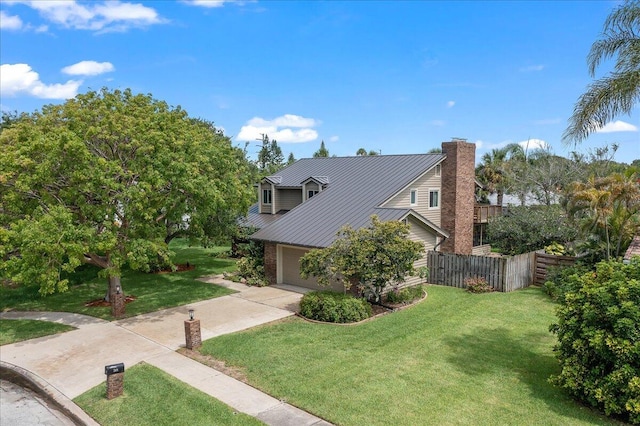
476, 147, 510, 205
563, 0, 640, 143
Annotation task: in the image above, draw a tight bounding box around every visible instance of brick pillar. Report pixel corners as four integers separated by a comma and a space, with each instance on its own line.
106, 372, 124, 400
111, 292, 125, 318
184, 319, 201, 350
263, 242, 277, 285
440, 140, 475, 255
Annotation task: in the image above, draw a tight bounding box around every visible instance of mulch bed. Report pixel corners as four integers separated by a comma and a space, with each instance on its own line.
84, 295, 137, 307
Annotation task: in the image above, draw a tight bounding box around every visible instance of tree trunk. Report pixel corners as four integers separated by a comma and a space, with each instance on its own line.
104, 275, 123, 302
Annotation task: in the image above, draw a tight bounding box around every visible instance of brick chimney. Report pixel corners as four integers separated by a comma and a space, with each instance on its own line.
440, 139, 475, 254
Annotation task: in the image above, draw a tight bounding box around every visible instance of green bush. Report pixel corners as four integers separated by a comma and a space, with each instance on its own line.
550, 258, 640, 423
464, 277, 494, 293
236, 256, 267, 287
543, 264, 589, 300
299, 291, 372, 323
385, 285, 424, 304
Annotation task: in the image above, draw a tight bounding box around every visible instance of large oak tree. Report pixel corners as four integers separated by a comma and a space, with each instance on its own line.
0, 88, 253, 302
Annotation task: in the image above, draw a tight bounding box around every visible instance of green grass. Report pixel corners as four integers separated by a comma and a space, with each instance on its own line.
0, 240, 236, 320
74, 363, 263, 426
200, 285, 620, 426
0, 319, 75, 345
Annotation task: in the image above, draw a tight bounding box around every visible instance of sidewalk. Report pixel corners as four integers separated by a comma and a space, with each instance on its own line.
0, 277, 332, 426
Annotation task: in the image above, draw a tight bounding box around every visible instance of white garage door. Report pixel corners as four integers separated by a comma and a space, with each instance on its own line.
280, 246, 344, 292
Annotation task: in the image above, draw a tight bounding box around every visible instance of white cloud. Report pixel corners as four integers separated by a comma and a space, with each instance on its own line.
519, 64, 545, 72
11, 1, 164, 33
0, 63, 82, 99
446, 100, 455, 108
237, 114, 319, 143
62, 61, 115, 76
329, 135, 339, 142
182, 0, 227, 7
596, 120, 638, 133
518, 138, 550, 152
474, 140, 484, 150
0, 11, 23, 30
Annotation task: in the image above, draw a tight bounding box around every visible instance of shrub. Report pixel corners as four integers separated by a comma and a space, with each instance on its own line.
299, 291, 372, 323
550, 258, 640, 423
544, 242, 566, 256
543, 264, 589, 300
235, 256, 267, 287
385, 285, 424, 304
464, 276, 494, 293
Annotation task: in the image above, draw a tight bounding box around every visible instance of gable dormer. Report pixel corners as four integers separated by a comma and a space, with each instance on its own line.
259, 176, 281, 214
301, 176, 329, 201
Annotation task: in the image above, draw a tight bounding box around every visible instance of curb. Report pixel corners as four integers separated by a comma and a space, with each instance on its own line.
0, 361, 100, 426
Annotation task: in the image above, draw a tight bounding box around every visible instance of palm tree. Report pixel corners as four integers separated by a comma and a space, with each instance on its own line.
567, 170, 640, 260
476, 147, 510, 205
563, 0, 640, 143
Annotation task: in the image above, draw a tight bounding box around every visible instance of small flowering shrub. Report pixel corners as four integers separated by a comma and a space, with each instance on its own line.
465, 277, 494, 293
385, 285, 424, 304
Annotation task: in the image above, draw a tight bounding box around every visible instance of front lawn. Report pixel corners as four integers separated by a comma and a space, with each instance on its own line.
74, 362, 263, 426
0, 319, 75, 345
0, 240, 236, 320
200, 286, 619, 425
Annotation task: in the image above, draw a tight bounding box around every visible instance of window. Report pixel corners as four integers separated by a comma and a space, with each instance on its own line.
429, 190, 439, 208
262, 189, 272, 204
308, 190, 319, 199
410, 189, 417, 205
435, 164, 441, 177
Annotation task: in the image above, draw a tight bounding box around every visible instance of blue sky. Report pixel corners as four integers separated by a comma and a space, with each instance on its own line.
1, 0, 638, 164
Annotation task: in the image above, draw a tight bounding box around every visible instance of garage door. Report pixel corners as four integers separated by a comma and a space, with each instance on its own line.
280, 246, 344, 292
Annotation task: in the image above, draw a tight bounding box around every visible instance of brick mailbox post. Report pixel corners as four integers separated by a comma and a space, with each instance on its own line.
105, 363, 125, 399
184, 309, 201, 350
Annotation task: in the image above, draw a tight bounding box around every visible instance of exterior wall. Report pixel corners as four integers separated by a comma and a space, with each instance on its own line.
303, 182, 320, 201
279, 245, 344, 292
276, 189, 302, 212
382, 166, 442, 226
259, 182, 274, 214
264, 242, 277, 285
440, 140, 475, 254
402, 216, 437, 287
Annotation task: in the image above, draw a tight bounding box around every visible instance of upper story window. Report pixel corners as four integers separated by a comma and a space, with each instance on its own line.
308, 190, 319, 199
263, 189, 272, 205
429, 189, 439, 208
410, 189, 417, 206
435, 164, 441, 177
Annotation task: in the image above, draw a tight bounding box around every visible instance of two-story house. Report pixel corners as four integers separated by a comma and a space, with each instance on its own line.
246, 139, 476, 291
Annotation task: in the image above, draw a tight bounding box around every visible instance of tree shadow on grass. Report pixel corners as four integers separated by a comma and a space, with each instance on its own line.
442, 327, 613, 425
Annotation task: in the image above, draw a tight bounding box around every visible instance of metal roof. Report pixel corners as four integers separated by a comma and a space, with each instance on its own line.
250, 154, 445, 248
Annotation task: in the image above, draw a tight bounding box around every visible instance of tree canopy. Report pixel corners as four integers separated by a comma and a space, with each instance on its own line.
313, 140, 330, 158
564, 0, 640, 142
0, 88, 254, 301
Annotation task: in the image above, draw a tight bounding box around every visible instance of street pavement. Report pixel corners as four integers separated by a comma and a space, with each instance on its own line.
0, 276, 332, 426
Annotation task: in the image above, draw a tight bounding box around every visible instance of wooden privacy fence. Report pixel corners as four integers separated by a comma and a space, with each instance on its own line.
534, 251, 577, 285
426, 251, 535, 292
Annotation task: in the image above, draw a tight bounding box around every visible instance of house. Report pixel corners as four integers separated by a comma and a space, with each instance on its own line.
246, 139, 481, 291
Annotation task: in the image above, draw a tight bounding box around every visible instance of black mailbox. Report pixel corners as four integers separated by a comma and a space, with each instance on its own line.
105, 363, 125, 376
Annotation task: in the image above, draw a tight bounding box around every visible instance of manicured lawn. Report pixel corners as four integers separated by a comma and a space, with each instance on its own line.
0, 319, 75, 345
74, 362, 263, 426
201, 285, 620, 425
0, 240, 236, 320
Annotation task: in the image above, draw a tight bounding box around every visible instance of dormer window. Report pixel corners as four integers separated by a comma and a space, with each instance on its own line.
263, 189, 272, 204
308, 190, 319, 199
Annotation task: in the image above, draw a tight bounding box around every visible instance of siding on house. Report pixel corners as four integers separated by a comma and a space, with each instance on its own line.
402, 216, 438, 287
276, 189, 302, 212
382, 166, 442, 226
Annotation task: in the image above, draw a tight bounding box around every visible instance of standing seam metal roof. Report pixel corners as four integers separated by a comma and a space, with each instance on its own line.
250, 154, 445, 248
